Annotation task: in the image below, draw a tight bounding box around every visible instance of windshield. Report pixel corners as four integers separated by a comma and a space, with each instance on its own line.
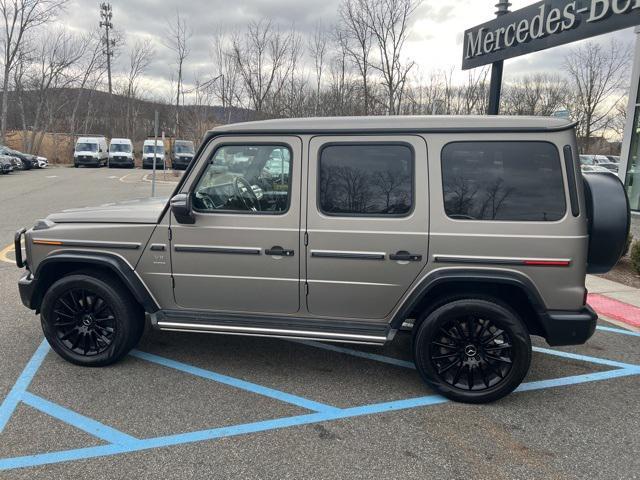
143, 145, 164, 154
110, 143, 131, 153
76, 143, 98, 152
175, 143, 194, 154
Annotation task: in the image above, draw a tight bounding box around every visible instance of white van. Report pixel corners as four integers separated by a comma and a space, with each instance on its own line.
108, 138, 134, 168
142, 139, 166, 170
74, 136, 108, 168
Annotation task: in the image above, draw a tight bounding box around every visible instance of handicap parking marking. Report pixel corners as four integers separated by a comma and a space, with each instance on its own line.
596, 325, 640, 337
0, 328, 639, 472
0, 243, 16, 264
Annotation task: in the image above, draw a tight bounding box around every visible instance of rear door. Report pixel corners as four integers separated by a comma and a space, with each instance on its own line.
305, 135, 429, 319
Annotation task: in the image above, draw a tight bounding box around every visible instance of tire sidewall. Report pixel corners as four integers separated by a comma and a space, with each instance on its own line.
41, 274, 136, 367
414, 299, 532, 403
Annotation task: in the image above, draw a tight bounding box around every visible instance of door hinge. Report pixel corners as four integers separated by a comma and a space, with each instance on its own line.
171, 276, 175, 289
304, 282, 309, 296
304, 232, 309, 246
168, 227, 172, 241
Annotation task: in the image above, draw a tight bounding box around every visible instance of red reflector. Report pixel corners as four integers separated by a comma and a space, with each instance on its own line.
523, 260, 570, 267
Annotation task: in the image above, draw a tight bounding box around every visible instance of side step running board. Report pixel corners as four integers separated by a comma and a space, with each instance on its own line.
151, 310, 392, 345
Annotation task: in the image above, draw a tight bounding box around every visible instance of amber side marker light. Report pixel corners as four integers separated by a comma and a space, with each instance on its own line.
33, 240, 63, 246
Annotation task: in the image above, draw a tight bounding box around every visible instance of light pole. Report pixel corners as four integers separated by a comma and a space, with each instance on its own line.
487, 0, 511, 115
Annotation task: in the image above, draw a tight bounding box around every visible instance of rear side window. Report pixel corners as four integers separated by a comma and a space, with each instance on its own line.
319, 144, 413, 216
441, 141, 566, 221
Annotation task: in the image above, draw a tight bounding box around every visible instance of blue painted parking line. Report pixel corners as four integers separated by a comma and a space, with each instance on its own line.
0, 328, 638, 472
130, 349, 340, 413
596, 325, 640, 337
293, 340, 416, 369
21, 392, 138, 446
0, 339, 49, 434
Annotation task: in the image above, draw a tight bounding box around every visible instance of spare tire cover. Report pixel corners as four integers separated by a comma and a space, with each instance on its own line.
583, 173, 631, 274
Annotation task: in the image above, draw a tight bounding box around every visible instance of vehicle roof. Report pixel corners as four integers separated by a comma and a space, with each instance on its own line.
209, 115, 574, 135
77, 137, 105, 142
110, 138, 132, 143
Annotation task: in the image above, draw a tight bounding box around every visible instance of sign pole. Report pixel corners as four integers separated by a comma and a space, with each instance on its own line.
487, 0, 511, 115
152, 110, 158, 197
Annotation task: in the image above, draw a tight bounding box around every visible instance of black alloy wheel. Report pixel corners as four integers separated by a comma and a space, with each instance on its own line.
41, 273, 144, 367
429, 315, 513, 391
52, 288, 116, 357
413, 298, 531, 403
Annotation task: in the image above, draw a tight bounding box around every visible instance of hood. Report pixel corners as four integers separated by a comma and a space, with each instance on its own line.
47, 197, 168, 224
75, 151, 98, 156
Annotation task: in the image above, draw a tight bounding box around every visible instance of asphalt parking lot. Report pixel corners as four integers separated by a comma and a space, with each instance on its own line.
0, 166, 639, 479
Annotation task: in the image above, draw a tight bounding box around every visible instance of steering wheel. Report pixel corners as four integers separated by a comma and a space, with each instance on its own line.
195, 191, 216, 210
233, 176, 261, 212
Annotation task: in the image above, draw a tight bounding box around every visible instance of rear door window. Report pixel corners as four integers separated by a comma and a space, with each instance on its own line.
318, 144, 413, 216
441, 141, 566, 221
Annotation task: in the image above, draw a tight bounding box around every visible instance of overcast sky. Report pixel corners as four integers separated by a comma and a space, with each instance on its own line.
57, 0, 637, 100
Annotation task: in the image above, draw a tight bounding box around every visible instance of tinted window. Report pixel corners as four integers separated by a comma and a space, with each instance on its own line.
193, 144, 291, 214
441, 142, 566, 221
319, 144, 413, 216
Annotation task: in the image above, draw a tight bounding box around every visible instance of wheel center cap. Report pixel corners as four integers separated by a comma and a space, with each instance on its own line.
464, 344, 478, 357
81, 315, 93, 327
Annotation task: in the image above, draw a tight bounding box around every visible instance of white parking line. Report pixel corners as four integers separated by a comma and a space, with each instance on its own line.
45, 176, 58, 178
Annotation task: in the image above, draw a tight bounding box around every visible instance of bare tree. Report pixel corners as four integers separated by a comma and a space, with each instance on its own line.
564, 39, 631, 151
338, 0, 373, 114
231, 19, 291, 115
164, 10, 191, 136
362, 0, 420, 115
308, 23, 327, 116
0, 0, 67, 141
123, 38, 154, 137
24, 27, 84, 153
503, 73, 567, 116
211, 29, 241, 123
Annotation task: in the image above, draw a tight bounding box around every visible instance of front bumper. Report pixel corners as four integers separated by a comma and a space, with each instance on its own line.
172, 157, 192, 169
75, 156, 99, 165
18, 271, 36, 310
540, 305, 598, 346
109, 157, 134, 166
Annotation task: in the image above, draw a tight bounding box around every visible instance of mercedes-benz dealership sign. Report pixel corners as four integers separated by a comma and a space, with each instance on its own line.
463, 0, 640, 69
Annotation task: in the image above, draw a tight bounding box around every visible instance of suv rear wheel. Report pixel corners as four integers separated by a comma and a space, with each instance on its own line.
40, 273, 144, 367
413, 298, 531, 403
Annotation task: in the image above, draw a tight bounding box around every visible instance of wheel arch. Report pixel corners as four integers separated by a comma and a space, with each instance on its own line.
390, 269, 547, 337
30, 250, 159, 314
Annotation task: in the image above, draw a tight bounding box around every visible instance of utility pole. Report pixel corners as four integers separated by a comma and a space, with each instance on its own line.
487, 0, 511, 115
99, 3, 115, 94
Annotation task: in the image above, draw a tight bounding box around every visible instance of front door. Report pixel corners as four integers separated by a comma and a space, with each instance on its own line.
305, 136, 429, 319
170, 136, 302, 314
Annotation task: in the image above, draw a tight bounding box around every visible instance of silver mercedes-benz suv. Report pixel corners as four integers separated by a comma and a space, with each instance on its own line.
15, 116, 631, 403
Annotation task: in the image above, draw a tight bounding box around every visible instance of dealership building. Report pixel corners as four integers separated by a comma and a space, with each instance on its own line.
620, 27, 640, 214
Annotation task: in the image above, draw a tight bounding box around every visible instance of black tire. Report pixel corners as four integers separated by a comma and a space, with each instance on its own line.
40, 273, 144, 367
413, 298, 531, 403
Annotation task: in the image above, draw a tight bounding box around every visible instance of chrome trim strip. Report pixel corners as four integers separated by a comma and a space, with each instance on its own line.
174, 245, 261, 255
33, 238, 141, 250
173, 273, 298, 282
433, 254, 572, 266
310, 249, 386, 260
308, 279, 399, 287
156, 321, 388, 343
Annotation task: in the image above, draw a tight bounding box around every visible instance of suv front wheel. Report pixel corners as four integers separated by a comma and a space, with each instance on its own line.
40, 273, 145, 367
413, 298, 531, 403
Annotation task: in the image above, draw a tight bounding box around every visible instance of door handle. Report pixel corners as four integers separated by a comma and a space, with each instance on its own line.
390, 250, 422, 262
265, 246, 295, 257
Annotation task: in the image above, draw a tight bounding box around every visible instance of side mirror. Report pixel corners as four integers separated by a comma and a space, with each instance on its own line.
170, 193, 195, 224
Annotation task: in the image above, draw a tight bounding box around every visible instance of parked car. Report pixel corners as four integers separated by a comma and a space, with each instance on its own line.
35, 156, 48, 168
606, 155, 620, 163
108, 138, 134, 168
596, 162, 619, 173
9, 156, 23, 170
0, 155, 14, 174
581, 164, 616, 174
14, 116, 631, 404
0, 146, 33, 170
142, 139, 166, 169
74, 136, 108, 167
579, 154, 611, 166
171, 140, 195, 170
